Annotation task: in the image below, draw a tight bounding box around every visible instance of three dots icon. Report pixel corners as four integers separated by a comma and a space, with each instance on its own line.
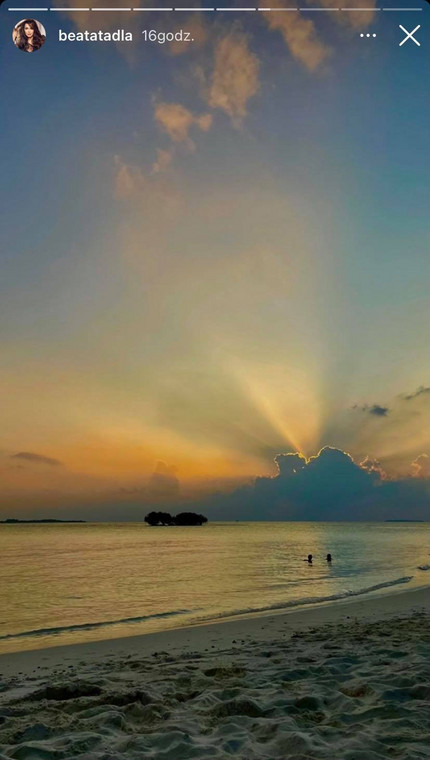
360, 33, 377, 38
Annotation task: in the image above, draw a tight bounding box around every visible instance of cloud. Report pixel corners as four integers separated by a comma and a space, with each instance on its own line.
263, 9, 330, 72
201, 446, 430, 521
275, 452, 307, 477
353, 404, 390, 417
154, 102, 213, 145
208, 32, 260, 124
360, 455, 388, 480
115, 101, 200, 203
10, 452, 62, 467
352, 385, 429, 418
402, 386, 430, 402
411, 454, 430, 479
368, 404, 390, 417
125, 102, 212, 182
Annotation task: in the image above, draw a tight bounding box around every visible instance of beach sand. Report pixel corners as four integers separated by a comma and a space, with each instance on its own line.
0, 586, 429, 759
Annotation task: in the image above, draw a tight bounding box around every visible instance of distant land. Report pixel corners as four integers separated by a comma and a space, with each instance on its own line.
385, 519, 425, 523
0, 518, 86, 524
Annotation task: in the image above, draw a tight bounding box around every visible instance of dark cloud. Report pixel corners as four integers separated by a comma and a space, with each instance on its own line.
369, 404, 390, 417
10, 452, 62, 467
275, 452, 307, 477
201, 446, 430, 521
402, 386, 430, 401
353, 404, 390, 417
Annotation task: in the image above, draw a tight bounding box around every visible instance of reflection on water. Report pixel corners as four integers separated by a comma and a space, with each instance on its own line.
0, 521, 429, 652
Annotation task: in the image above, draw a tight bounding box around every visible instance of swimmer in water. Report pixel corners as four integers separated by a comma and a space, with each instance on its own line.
326, 553, 332, 562
303, 554, 313, 563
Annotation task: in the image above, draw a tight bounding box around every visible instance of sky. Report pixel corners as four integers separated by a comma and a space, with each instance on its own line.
0, 1, 429, 520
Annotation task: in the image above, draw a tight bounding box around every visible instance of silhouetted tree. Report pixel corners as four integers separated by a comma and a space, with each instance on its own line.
144, 511, 173, 526
174, 512, 208, 526
144, 511, 208, 526
144, 511, 158, 526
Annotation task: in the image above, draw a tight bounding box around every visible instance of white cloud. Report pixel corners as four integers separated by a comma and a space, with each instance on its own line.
263, 9, 330, 72
208, 32, 260, 125
154, 102, 213, 146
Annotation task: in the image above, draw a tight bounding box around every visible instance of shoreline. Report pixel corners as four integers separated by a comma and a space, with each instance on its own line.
1, 583, 429, 679
1, 585, 429, 760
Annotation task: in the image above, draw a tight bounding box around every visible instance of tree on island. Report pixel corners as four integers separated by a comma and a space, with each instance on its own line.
144, 511, 174, 526
174, 512, 208, 526
144, 511, 208, 526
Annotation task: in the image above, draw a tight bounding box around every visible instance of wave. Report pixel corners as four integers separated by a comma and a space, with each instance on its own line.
0, 609, 195, 642
0, 576, 415, 644
194, 576, 414, 623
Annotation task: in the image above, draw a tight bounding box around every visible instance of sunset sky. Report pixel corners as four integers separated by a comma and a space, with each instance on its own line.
0, 2, 429, 519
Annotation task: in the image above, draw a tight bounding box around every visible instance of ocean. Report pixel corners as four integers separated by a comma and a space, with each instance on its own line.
0, 521, 429, 653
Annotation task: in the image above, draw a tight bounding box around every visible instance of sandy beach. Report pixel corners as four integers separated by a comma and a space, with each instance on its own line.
0, 585, 429, 759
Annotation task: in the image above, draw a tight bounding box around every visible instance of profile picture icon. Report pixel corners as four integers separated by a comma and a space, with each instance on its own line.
13, 18, 46, 53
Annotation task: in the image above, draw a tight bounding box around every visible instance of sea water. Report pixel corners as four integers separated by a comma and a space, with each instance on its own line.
0, 521, 429, 653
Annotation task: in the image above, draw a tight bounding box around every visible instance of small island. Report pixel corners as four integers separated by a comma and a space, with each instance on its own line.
0, 518, 86, 524
144, 511, 208, 526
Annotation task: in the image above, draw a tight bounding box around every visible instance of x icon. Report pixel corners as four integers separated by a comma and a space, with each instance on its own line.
399, 25, 421, 47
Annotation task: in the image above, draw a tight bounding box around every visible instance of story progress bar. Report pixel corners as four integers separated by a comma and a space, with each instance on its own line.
6, 5, 425, 11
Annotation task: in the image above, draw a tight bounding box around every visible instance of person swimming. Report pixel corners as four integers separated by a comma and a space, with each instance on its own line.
303, 554, 313, 563
326, 553, 332, 562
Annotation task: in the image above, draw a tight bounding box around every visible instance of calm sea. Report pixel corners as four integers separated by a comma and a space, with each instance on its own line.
0, 521, 429, 653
